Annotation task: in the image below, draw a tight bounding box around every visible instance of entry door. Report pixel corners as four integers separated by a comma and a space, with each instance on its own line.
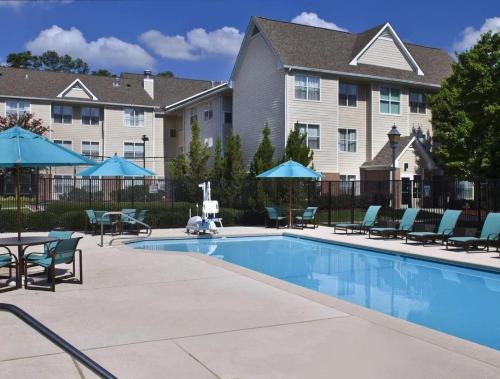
401, 178, 412, 206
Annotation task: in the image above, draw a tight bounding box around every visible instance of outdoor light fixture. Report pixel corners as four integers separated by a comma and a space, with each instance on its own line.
141, 134, 149, 168
387, 124, 401, 219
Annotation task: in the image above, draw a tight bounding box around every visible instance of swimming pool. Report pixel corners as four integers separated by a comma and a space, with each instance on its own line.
130, 235, 500, 350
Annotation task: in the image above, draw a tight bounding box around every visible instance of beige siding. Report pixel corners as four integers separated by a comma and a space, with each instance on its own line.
233, 33, 285, 166
64, 87, 92, 99
286, 72, 338, 173
398, 146, 422, 176
0, 99, 5, 116
30, 101, 51, 122
154, 114, 165, 177
337, 84, 369, 177
358, 37, 413, 71
164, 115, 183, 158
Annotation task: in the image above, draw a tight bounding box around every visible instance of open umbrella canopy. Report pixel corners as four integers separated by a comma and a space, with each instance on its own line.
0, 126, 96, 167
76, 154, 155, 177
256, 160, 321, 180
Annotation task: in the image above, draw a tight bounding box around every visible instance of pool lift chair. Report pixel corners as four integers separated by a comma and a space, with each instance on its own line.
186, 182, 223, 235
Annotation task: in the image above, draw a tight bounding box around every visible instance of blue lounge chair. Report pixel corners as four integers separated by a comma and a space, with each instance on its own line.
0, 248, 20, 291
265, 207, 287, 229
406, 210, 462, 245
446, 212, 500, 253
334, 205, 382, 234
295, 207, 318, 229
369, 208, 420, 239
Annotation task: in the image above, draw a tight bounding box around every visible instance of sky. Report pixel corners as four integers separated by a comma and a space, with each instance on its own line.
0, 0, 499, 81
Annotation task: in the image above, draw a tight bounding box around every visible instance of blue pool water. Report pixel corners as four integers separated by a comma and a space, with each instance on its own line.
130, 236, 500, 350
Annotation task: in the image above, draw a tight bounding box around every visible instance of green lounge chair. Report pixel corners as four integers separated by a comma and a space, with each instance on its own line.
369, 208, 420, 239
295, 207, 318, 229
406, 210, 461, 245
0, 248, 20, 291
265, 207, 287, 229
334, 205, 382, 234
446, 212, 500, 253
24, 237, 83, 292
27, 230, 75, 259
123, 209, 148, 234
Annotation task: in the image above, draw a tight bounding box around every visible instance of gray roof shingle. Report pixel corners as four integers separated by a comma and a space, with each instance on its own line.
253, 17, 453, 87
361, 136, 414, 168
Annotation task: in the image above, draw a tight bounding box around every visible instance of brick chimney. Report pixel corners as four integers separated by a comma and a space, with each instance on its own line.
143, 70, 154, 99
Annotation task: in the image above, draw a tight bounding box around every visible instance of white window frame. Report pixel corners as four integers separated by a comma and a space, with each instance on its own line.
123, 141, 145, 160
296, 123, 321, 150
294, 74, 321, 101
5, 99, 31, 117
339, 83, 358, 107
123, 108, 145, 127
338, 128, 357, 153
204, 102, 214, 121
81, 107, 100, 126
81, 140, 100, 159
379, 86, 401, 115
53, 175, 73, 195
409, 91, 426, 114
53, 105, 73, 124
53, 139, 73, 150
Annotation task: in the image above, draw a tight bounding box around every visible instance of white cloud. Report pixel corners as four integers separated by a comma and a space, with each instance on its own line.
140, 26, 243, 60
0, 1, 24, 8
0, 0, 72, 9
26, 25, 155, 70
291, 12, 348, 32
453, 17, 500, 51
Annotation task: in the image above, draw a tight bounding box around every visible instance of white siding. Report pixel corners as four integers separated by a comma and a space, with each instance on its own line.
154, 114, 164, 176
358, 37, 413, 71
233, 33, 285, 166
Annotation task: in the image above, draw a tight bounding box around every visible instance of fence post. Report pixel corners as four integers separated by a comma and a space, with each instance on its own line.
131, 178, 135, 208
328, 181, 332, 227
351, 181, 355, 224
477, 180, 482, 227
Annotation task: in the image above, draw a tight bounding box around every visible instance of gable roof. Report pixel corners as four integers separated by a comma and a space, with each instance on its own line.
57, 78, 98, 100
361, 136, 414, 169
249, 17, 453, 87
164, 83, 230, 113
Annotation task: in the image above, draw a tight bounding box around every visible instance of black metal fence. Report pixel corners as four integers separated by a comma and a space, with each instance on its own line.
0, 176, 498, 233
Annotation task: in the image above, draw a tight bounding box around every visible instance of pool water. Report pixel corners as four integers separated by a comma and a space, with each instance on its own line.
130, 236, 500, 350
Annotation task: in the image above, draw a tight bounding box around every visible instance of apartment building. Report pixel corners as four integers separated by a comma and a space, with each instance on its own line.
231, 17, 453, 182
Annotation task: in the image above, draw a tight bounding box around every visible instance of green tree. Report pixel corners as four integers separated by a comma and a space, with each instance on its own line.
250, 124, 275, 176
188, 120, 211, 182
222, 134, 246, 206
6, 51, 41, 69
7, 50, 90, 74
211, 137, 225, 181
91, 69, 114, 77
157, 70, 174, 77
169, 153, 188, 181
284, 122, 314, 166
429, 32, 500, 179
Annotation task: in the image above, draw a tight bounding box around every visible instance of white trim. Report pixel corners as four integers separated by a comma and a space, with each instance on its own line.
123, 140, 145, 160
293, 73, 321, 102
80, 106, 101, 126
164, 83, 228, 112
295, 121, 321, 151
378, 85, 402, 116
394, 136, 416, 165
81, 140, 100, 159
123, 108, 145, 128
336, 80, 339, 173
52, 104, 74, 125
338, 82, 359, 108
338, 128, 358, 153
56, 78, 98, 101
370, 83, 373, 160
283, 65, 439, 88
4, 98, 31, 117
0, 95, 155, 109
349, 22, 425, 76
284, 70, 288, 148
152, 109, 156, 174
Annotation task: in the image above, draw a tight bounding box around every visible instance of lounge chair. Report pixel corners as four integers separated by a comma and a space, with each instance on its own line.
123, 209, 148, 234
406, 210, 461, 245
85, 209, 97, 234
94, 211, 119, 234
369, 208, 420, 239
295, 207, 318, 229
265, 207, 287, 229
24, 237, 83, 292
334, 205, 382, 234
119, 208, 136, 233
0, 248, 20, 291
446, 212, 500, 253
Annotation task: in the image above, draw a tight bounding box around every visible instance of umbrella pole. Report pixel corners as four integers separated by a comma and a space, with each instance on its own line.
15, 164, 21, 240
289, 182, 292, 228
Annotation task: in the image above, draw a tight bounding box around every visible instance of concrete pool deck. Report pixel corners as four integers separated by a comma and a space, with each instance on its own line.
0, 226, 499, 378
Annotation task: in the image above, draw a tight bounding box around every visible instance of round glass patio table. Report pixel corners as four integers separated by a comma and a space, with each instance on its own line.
0, 236, 59, 287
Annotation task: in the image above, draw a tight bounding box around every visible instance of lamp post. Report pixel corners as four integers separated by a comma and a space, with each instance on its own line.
141, 134, 149, 168
387, 124, 401, 221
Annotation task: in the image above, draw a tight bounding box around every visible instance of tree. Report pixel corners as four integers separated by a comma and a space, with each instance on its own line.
157, 70, 174, 77
188, 120, 211, 182
250, 124, 275, 176
169, 153, 188, 181
6, 50, 90, 74
284, 122, 314, 166
0, 113, 47, 135
221, 134, 246, 206
6, 51, 41, 69
91, 69, 114, 77
429, 32, 500, 179
211, 137, 225, 181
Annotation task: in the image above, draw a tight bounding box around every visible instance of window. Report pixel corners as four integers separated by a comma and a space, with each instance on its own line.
81, 107, 100, 125
81, 141, 99, 158
380, 87, 400, 115
295, 75, 320, 101
297, 123, 320, 149
340, 175, 356, 194
204, 137, 214, 148
339, 84, 357, 106
224, 112, 232, 124
204, 102, 213, 121
124, 108, 144, 127
190, 108, 198, 124
457, 181, 474, 201
169, 128, 177, 138
409, 91, 426, 114
53, 105, 73, 124
53, 175, 72, 195
338, 129, 357, 152
123, 142, 144, 159
54, 140, 72, 150
3, 172, 31, 194
6, 100, 30, 116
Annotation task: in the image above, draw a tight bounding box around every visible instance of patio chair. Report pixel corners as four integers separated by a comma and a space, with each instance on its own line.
334, 205, 382, 234
446, 212, 500, 253
24, 237, 83, 292
265, 207, 287, 229
295, 207, 318, 229
119, 208, 136, 233
123, 209, 148, 234
406, 210, 462, 245
369, 208, 420, 239
26, 230, 75, 260
85, 209, 97, 234
94, 211, 119, 235
0, 247, 20, 291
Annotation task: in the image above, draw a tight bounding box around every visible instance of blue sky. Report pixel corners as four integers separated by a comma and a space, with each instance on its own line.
0, 0, 498, 81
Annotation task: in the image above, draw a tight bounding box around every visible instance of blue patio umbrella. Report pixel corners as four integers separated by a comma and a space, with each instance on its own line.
257, 160, 321, 226
0, 126, 96, 238
76, 154, 155, 177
